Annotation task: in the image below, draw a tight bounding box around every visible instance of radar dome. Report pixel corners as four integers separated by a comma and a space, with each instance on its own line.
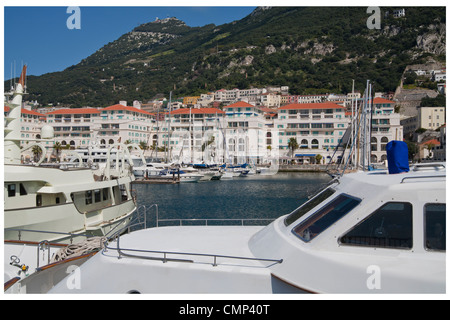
41, 125, 54, 139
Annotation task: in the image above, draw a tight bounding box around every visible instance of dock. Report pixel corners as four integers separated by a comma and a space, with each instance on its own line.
133, 177, 180, 184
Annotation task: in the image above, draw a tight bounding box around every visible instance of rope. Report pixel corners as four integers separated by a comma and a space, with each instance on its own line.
50, 236, 106, 263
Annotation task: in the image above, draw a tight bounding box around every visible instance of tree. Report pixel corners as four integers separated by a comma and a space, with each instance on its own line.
139, 141, 148, 151
32, 145, 43, 162
288, 138, 299, 158
53, 141, 62, 162
405, 140, 418, 162
315, 154, 323, 164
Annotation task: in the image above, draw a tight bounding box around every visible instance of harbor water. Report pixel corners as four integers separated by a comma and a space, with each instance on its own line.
133, 172, 332, 228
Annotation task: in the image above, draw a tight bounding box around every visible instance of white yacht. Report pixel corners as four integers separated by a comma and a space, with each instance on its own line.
4, 66, 138, 287
9, 153, 445, 294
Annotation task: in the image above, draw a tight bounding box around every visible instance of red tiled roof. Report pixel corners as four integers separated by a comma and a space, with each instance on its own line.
46, 108, 100, 115
4, 106, 46, 117
224, 101, 255, 108
259, 107, 278, 113
168, 107, 224, 115
278, 102, 345, 110
420, 139, 441, 146
101, 104, 154, 116
373, 97, 395, 104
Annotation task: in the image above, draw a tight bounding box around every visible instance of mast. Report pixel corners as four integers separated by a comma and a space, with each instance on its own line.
4, 65, 27, 165
165, 91, 172, 162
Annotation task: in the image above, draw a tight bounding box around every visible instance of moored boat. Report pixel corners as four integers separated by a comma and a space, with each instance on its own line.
25, 152, 445, 294
4, 66, 138, 287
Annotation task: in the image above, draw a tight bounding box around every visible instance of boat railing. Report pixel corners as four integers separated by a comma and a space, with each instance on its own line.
121, 204, 276, 230
107, 240, 283, 267
103, 205, 283, 268
156, 218, 275, 227
401, 175, 446, 184
5, 228, 91, 244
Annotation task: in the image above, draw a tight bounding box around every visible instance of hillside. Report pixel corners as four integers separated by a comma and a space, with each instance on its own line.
9, 7, 446, 107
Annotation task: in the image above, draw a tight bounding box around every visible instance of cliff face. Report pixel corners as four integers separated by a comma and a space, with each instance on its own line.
416, 23, 446, 55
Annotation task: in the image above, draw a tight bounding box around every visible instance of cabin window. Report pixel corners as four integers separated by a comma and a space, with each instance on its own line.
85, 190, 93, 205
36, 194, 42, 207
19, 183, 27, 196
425, 203, 446, 252
340, 202, 413, 249
293, 194, 361, 242
7, 184, 16, 197
285, 187, 336, 226
103, 188, 109, 201
94, 189, 101, 203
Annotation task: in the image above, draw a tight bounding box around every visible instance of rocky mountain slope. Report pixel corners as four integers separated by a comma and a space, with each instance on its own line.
10, 7, 446, 107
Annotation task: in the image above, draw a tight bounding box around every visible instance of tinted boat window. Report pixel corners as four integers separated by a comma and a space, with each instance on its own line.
284, 187, 336, 226
340, 202, 413, 249
425, 203, 446, 252
293, 194, 361, 242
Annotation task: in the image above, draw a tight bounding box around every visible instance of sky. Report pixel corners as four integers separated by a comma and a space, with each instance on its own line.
3, 6, 257, 80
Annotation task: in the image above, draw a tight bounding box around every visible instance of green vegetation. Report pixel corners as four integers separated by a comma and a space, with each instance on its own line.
6, 7, 446, 107
420, 94, 446, 107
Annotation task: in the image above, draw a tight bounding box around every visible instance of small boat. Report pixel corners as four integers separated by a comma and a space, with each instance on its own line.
162, 167, 204, 183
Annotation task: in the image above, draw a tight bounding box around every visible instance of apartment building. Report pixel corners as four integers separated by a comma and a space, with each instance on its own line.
46, 108, 100, 148
45, 104, 156, 149
275, 102, 348, 163
260, 92, 281, 108
370, 98, 403, 163
98, 104, 155, 147
417, 106, 446, 131
162, 107, 225, 163
433, 125, 446, 161
223, 101, 272, 164
182, 96, 200, 106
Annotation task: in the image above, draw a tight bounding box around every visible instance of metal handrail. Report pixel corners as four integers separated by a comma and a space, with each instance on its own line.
401, 175, 446, 184
5, 228, 85, 243
108, 241, 283, 267
157, 218, 275, 226
103, 204, 283, 268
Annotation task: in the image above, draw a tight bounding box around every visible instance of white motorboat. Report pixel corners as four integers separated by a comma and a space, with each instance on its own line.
4, 66, 137, 288
131, 157, 167, 178
12, 142, 444, 294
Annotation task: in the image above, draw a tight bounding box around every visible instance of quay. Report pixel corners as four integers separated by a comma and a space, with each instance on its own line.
278, 164, 337, 173
133, 177, 180, 184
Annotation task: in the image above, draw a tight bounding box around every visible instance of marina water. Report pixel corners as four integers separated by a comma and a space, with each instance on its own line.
134, 172, 332, 228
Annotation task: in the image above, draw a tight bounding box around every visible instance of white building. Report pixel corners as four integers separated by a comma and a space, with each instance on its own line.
161, 107, 225, 163
417, 105, 446, 131
45, 108, 100, 148
370, 97, 404, 163
275, 102, 349, 164
223, 101, 272, 164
